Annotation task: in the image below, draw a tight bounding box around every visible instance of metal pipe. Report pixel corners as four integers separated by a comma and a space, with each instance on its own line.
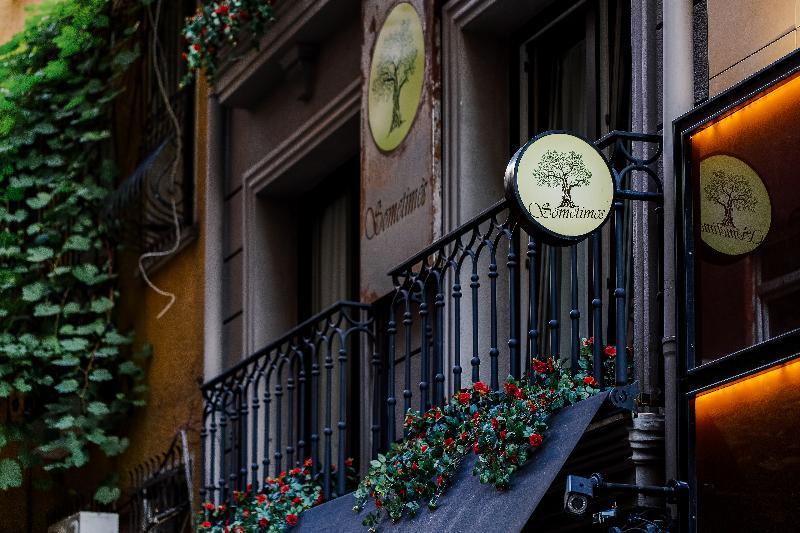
662, 0, 694, 483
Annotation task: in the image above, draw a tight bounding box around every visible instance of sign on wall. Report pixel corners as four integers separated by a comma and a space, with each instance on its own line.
368, 3, 425, 152
360, 0, 440, 302
505, 132, 614, 244
699, 154, 771, 256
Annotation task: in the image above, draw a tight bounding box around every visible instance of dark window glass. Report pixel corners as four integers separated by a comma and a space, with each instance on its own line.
689, 73, 800, 365
694, 358, 800, 531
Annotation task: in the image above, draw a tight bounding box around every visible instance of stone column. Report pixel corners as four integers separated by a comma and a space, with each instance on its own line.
629, 412, 666, 508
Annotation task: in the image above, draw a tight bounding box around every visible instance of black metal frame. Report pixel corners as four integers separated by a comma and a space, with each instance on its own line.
200, 302, 375, 505
674, 47, 800, 533
380, 130, 661, 447
120, 434, 193, 533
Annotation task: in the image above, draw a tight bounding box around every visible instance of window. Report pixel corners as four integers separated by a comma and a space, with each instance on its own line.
106, 0, 196, 260
514, 0, 631, 360
676, 48, 800, 533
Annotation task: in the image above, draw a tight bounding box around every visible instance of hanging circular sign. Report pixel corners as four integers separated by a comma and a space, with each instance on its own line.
368, 3, 425, 152
699, 154, 771, 256
504, 131, 615, 244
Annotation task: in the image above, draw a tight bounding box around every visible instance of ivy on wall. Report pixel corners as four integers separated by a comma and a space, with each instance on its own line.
0, 0, 146, 503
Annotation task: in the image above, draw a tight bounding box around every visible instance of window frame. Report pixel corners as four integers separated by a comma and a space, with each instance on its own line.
674, 46, 800, 533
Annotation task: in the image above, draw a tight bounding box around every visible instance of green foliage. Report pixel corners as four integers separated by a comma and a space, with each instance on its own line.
0, 0, 146, 499
353, 344, 625, 531
198, 458, 358, 532
181, 0, 277, 84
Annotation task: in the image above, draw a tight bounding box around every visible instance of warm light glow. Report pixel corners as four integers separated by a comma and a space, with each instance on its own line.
692, 72, 800, 147
696, 357, 800, 408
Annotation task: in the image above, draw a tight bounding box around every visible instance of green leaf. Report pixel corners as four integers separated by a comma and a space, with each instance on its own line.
94, 483, 121, 504
0, 459, 22, 489
25, 246, 54, 262
60, 338, 89, 352
52, 415, 75, 430
87, 402, 109, 416
117, 361, 139, 375
22, 282, 47, 302
63, 235, 91, 252
90, 297, 113, 314
25, 192, 51, 209
33, 303, 61, 317
89, 369, 112, 382
55, 379, 79, 394
72, 264, 100, 284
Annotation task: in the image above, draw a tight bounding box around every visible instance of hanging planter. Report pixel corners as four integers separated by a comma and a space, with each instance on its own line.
181, 0, 277, 85
353, 340, 625, 531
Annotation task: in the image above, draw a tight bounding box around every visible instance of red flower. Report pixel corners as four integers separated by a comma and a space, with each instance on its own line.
604, 345, 617, 357
491, 417, 499, 429
473, 442, 480, 454
421, 444, 428, 453
201, 522, 212, 528
437, 475, 443, 486
280, 485, 290, 494
215, 4, 230, 15
527, 401, 537, 413
375, 499, 383, 508
304, 457, 313, 467
460, 431, 469, 442
411, 461, 419, 471
444, 437, 454, 448
532, 359, 547, 373
292, 496, 301, 504
193, 43, 201, 52
289, 467, 301, 476
286, 514, 298, 526
257, 494, 267, 505
258, 518, 269, 528
583, 337, 594, 347
435, 411, 442, 421
584, 376, 598, 387
345, 457, 354, 467
499, 430, 507, 440
473, 381, 489, 395
204, 502, 215, 511
181, 52, 188, 61
529, 433, 543, 447
219, 505, 226, 513
457, 391, 471, 405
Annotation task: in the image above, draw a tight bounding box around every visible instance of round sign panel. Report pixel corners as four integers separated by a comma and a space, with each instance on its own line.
505, 132, 615, 244
699, 154, 771, 256
368, 3, 425, 152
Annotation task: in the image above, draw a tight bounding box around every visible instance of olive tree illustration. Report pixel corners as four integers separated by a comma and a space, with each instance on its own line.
703, 170, 757, 228
371, 19, 418, 135
532, 150, 592, 208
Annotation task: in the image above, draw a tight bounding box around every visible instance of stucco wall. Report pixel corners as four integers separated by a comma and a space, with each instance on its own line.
114, 76, 208, 504
0, 0, 40, 44
707, 0, 800, 94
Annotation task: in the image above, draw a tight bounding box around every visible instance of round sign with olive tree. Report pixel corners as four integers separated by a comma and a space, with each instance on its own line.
368, 3, 425, 152
505, 131, 615, 244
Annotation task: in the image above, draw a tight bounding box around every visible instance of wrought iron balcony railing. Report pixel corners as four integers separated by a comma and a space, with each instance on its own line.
200, 130, 663, 508
379, 130, 663, 445
200, 302, 376, 504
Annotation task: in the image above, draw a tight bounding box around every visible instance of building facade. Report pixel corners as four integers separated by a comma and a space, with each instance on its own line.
2, 0, 799, 531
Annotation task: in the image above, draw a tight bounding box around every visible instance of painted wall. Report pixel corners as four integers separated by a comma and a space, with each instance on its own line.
114, 75, 208, 507
707, 0, 800, 94
0, 0, 40, 43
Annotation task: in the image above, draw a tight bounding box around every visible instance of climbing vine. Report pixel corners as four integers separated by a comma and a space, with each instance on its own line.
0, 0, 146, 502
353, 341, 623, 531
181, 0, 277, 85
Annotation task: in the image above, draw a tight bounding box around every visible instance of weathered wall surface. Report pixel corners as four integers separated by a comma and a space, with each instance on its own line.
114, 75, 208, 506
0, 0, 40, 43
707, 0, 800, 94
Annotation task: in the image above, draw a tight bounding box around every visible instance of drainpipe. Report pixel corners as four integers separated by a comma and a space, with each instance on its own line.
662, 0, 694, 486
204, 95, 224, 383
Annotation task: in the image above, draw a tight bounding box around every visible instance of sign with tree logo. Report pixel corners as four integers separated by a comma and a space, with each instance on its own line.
368, 3, 425, 152
505, 132, 615, 244
699, 154, 771, 255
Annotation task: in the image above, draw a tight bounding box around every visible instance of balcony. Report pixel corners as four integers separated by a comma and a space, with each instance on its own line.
201, 130, 664, 528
